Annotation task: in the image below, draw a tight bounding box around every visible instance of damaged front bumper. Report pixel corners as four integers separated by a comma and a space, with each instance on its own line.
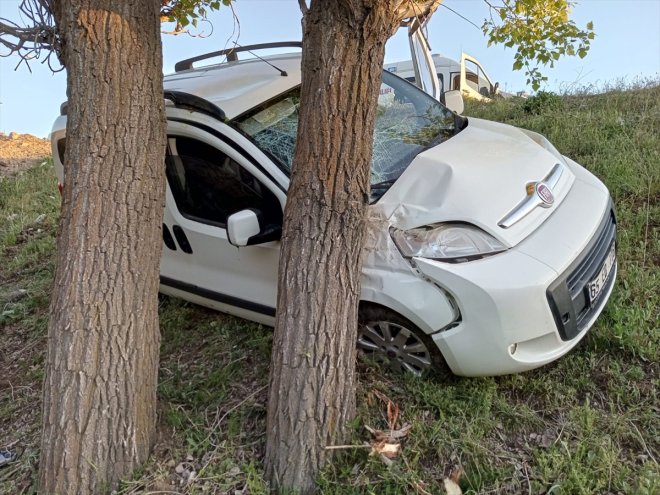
405, 160, 615, 376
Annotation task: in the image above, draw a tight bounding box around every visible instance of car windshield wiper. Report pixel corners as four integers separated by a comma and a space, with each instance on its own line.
371, 177, 399, 190
454, 113, 468, 133
369, 177, 400, 203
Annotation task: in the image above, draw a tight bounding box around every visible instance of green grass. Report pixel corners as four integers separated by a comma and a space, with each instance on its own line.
0, 161, 59, 331
1, 82, 659, 494
0, 162, 59, 495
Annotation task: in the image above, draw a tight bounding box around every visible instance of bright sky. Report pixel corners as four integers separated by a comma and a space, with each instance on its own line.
0, 0, 658, 137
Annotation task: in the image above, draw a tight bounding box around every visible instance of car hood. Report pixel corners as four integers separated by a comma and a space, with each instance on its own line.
376, 118, 575, 247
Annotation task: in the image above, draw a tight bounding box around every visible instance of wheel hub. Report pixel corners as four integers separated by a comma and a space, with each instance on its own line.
357, 319, 433, 375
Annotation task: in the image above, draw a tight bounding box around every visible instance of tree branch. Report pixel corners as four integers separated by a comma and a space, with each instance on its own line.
0, 0, 62, 72
297, 0, 309, 15
395, 0, 444, 22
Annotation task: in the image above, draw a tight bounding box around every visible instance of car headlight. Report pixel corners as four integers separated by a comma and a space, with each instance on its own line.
520, 128, 565, 162
391, 223, 506, 263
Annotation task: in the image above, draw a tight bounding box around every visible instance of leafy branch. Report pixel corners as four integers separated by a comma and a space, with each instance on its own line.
160, 0, 231, 34
482, 0, 595, 90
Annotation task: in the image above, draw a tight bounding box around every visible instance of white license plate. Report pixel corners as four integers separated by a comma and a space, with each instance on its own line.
588, 243, 616, 304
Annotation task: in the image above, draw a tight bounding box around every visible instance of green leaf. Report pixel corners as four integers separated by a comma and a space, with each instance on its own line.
482, 0, 594, 91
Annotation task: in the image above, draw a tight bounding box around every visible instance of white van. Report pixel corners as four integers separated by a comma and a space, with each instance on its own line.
384, 52, 503, 101
50, 41, 616, 377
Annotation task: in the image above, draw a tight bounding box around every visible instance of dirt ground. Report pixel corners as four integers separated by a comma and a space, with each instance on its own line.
0, 133, 51, 176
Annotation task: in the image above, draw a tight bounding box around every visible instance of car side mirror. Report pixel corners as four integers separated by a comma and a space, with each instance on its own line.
227, 210, 261, 247
442, 90, 464, 115
227, 209, 282, 247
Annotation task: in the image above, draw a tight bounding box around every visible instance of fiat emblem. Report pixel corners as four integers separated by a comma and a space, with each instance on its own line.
536, 183, 554, 206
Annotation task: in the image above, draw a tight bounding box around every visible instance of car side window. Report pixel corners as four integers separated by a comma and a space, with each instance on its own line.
165, 136, 282, 228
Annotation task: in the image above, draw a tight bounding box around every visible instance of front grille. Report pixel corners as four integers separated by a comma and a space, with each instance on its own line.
547, 208, 617, 340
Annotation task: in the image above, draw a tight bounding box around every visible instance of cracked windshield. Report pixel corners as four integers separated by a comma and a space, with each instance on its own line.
233, 71, 458, 201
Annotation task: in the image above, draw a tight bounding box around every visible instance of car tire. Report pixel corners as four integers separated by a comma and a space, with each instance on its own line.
357, 304, 448, 376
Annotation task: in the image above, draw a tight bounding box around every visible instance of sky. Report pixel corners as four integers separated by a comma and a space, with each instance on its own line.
0, 0, 658, 137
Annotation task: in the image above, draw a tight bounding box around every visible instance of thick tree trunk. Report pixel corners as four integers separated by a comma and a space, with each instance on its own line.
265, 2, 401, 493
39, 1, 165, 493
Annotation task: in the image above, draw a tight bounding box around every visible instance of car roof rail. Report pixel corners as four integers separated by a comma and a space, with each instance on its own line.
174, 41, 303, 73
164, 91, 226, 121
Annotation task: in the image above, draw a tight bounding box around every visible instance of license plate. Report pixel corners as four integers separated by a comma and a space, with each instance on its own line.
588, 243, 616, 304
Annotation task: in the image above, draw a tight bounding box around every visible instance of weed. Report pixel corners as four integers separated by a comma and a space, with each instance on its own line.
521, 90, 564, 114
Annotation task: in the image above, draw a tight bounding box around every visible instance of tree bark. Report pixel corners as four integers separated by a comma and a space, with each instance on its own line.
264, 2, 401, 493
39, 1, 165, 493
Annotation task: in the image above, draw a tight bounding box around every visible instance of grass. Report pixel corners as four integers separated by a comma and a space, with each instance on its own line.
0, 161, 59, 495
1, 82, 658, 494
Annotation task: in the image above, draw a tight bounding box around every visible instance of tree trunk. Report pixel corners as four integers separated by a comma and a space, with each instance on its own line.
39, 1, 165, 493
265, 2, 401, 493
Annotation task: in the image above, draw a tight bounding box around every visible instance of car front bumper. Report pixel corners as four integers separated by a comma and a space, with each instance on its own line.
414, 165, 616, 376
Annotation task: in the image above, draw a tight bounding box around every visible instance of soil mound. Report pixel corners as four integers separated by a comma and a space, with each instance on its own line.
0, 132, 51, 176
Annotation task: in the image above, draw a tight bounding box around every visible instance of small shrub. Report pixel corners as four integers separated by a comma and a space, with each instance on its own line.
522, 90, 564, 114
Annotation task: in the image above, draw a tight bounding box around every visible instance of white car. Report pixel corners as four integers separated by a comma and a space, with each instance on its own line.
50, 43, 616, 377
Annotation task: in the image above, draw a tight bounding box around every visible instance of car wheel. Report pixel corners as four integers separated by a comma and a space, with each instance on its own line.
357, 305, 445, 376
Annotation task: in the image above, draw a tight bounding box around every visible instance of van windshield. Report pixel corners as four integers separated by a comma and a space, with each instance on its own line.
233, 71, 459, 202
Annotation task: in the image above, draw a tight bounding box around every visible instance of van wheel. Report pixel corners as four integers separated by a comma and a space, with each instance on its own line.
357, 305, 446, 376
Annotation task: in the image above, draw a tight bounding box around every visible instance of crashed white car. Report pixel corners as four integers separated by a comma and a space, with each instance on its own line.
51, 43, 616, 377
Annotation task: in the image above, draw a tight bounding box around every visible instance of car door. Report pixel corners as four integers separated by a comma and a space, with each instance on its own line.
460, 53, 497, 101
407, 18, 442, 100
160, 117, 286, 325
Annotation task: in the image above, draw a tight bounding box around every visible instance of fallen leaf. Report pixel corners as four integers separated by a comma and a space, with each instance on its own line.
443, 477, 463, 495
387, 400, 399, 430
449, 466, 464, 484
371, 440, 400, 459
